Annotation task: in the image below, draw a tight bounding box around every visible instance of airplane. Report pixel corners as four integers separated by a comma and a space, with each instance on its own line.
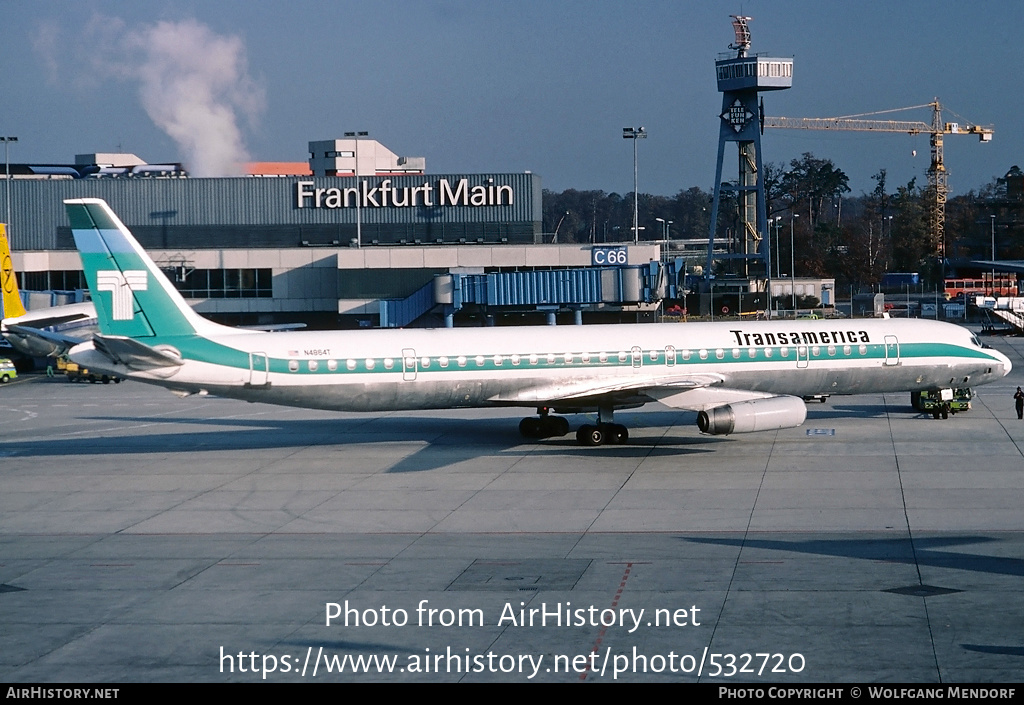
1, 222, 302, 358
63, 198, 1011, 446
1, 222, 99, 357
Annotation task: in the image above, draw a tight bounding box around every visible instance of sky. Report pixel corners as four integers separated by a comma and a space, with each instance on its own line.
1, 0, 1020, 197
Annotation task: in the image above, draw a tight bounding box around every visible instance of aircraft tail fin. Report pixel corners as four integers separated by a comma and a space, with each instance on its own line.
64, 199, 221, 339
1, 224, 28, 320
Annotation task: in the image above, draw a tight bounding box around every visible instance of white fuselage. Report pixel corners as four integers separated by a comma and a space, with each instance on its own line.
70, 317, 1011, 414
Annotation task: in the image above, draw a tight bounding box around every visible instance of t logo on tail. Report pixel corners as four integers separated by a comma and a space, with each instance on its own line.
96, 270, 147, 321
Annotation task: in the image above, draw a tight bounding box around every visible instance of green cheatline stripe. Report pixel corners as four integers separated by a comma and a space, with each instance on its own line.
128, 336, 999, 377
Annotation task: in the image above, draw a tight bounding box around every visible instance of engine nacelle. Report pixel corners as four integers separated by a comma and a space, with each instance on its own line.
697, 395, 807, 435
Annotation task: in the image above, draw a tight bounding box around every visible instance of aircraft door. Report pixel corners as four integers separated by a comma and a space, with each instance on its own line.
249, 352, 269, 386
402, 348, 417, 381
796, 345, 809, 369
631, 346, 643, 370
665, 345, 676, 367
884, 335, 900, 366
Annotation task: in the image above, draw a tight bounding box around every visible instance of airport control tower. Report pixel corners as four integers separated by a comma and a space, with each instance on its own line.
706, 16, 792, 283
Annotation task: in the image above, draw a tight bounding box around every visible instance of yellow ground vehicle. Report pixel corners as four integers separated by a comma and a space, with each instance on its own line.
56, 355, 120, 384
0, 357, 17, 383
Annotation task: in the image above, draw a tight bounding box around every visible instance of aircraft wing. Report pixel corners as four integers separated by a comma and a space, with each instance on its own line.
91, 334, 185, 370
488, 371, 780, 410
488, 371, 725, 405
646, 385, 780, 411
2, 323, 84, 357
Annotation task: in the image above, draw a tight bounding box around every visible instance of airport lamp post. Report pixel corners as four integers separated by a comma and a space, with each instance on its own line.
772, 216, 782, 279
790, 213, 799, 314
655, 217, 673, 240
655, 218, 673, 274
991, 214, 996, 294
623, 127, 646, 243
2, 136, 16, 242
764, 218, 773, 321
345, 131, 368, 248
776, 216, 785, 312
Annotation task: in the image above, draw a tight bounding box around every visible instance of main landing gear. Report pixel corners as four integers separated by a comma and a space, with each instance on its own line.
518, 413, 570, 439
575, 423, 628, 446
519, 405, 629, 446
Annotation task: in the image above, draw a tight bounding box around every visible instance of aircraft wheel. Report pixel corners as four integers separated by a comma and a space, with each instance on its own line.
519, 417, 543, 438
605, 424, 628, 445
577, 424, 605, 446
546, 416, 570, 437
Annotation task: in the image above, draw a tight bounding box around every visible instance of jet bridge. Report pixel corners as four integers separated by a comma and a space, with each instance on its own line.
975, 296, 1024, 333
379, 261, 679, 327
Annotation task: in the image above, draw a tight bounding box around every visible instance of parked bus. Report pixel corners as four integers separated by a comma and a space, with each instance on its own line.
943, 274, 1017, 300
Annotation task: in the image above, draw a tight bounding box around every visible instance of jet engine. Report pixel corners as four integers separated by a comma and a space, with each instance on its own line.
697, 395, 807, 435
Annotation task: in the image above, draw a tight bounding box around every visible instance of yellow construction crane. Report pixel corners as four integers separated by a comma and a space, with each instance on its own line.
763, 100, 993, 259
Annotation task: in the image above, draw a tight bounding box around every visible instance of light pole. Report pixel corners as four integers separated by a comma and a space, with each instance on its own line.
790, 213, 799, 313
2, 137, 17, 242
553, 211, 569, 243
991, 214, 996, 294
764, 233, 772, 320
623, 127, 646, 243
655, 217, 672, 240
344, 131, 368, 247
885, 215, 893, 276
655, 218, 673, 267
770, 216, 783, 317
773, 216, 783, 278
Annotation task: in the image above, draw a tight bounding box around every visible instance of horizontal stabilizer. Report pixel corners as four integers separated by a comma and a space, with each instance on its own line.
3, 324, 83, 357
92, 334, 185, 370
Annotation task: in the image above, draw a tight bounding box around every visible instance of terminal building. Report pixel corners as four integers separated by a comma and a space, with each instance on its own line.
3, 138, 667, 328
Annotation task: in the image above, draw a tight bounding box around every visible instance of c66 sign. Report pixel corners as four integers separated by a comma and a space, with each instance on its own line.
592, 247, 628, 266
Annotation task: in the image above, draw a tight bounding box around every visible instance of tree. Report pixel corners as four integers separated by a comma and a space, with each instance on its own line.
542, 186, 714, 245
779, 153, 850, 226
763, 161, 790, 218
668, 186, 712, 240
889, 178, 937, 282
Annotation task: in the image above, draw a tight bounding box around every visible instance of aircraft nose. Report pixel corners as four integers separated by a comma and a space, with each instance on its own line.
996, 349, 1012, 377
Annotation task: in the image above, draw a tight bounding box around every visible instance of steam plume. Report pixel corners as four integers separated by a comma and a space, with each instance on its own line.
124, 20, 265, 176
44, 18, 267, 176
